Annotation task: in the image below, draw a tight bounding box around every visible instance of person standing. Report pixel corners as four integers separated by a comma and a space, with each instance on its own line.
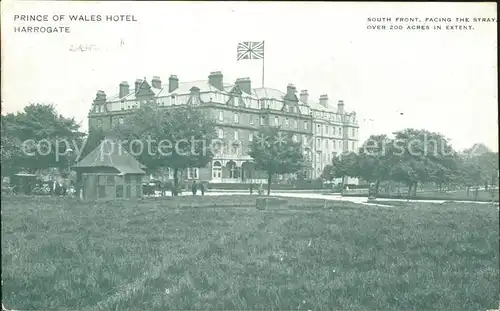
191, 180, 198, 195
199, 182, 205, 196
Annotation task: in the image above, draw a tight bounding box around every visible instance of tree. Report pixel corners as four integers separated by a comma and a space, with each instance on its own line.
356, 134, 392, 192
112, 104, 217, 195
1, 103, 84, 174
477, 151, 499, 190
248, 126, 305, 195
388, 129, 457, 197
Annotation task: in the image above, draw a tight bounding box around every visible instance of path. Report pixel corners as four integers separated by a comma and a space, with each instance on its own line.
153, 191, 495, 207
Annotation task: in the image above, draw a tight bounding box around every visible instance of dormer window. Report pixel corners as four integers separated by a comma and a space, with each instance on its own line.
234, 97, 240, 106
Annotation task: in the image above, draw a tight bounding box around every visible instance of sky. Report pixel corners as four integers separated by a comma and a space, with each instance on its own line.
1, 1, 498, 151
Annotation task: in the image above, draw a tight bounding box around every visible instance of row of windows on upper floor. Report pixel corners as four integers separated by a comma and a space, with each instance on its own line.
221, 111, 356, 137
215, 128, 351, 150
95, 114, 357, 139
93, 93, 355, 124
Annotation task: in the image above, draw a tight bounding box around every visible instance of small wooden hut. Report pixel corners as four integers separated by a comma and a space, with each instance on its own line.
72, 138, 147, 200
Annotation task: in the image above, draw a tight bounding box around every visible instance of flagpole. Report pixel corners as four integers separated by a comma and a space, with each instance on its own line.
262, 41, 265, 88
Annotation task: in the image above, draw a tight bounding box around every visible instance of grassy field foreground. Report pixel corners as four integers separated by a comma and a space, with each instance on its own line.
1, 195, 499, 310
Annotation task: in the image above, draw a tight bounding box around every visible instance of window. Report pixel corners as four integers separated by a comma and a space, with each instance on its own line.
285, 118, 289, 127
97, 119, 103, 128
212, 161, 222, 178
187, 168, 199, 179
316, 124, 321, 134
352, 142, 355, 150
304, 121, 308, 130
168, 168, 174, 179
290, 106, 295, 113
119, 117, 124, 124
234, 130, 239, 141
107, 176, 115, 186
234, 113, 239, 123
231, 144, 239, 154
352, 128, 355, 136
260, 116, 265, 125
325, 139, 329, 149
292, 134, 297, 142
217, 128, 224, 138
325, 125, 329, 135
171, 95, 177, 105
316, 138, 320, 147
227, 161, 239, 178
275, 116, 279, 125
339, 128, 342, 136
234, 97, 240, 106
120, 101, 125, 110
249, 132, 253, 141
249, 116, 254, 125
219, 111, 224, 121
333, 127, 336, 135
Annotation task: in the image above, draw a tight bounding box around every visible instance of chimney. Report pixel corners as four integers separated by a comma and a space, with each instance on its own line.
319, 94, 328, 107
95, 90, 106, 101
134, 79, 143, 94
168, 75, 179, 93
151, 76, 162, 89
337, 100, 344, 114
119, 81, 129, 98
299, 90, 309, 103
286, 83, 297, 97
235, 77, 251, 94
208, 71, 224, 91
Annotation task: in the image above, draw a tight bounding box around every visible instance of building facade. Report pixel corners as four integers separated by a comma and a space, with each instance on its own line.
87, 71, 359, 183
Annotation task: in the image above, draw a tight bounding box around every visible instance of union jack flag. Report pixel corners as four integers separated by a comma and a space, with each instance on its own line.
237, 41, 264, 61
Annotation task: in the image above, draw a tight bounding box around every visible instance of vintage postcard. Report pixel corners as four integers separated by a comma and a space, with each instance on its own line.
1, 1, 498, 311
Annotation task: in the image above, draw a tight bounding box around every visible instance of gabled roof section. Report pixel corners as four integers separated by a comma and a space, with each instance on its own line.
72, 138, 146, 175
135, 79, 155, 97
229, 85, 243, 95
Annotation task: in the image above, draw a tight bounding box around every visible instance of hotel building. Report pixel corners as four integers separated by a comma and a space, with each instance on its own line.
88, 71, 359, 183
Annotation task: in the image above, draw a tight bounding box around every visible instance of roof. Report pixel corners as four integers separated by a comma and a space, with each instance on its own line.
105, 77, 345, 114
72, 138, 146, 175
252, 87, 337, 113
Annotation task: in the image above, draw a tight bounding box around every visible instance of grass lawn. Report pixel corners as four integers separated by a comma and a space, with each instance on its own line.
1, 195, 499, 310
